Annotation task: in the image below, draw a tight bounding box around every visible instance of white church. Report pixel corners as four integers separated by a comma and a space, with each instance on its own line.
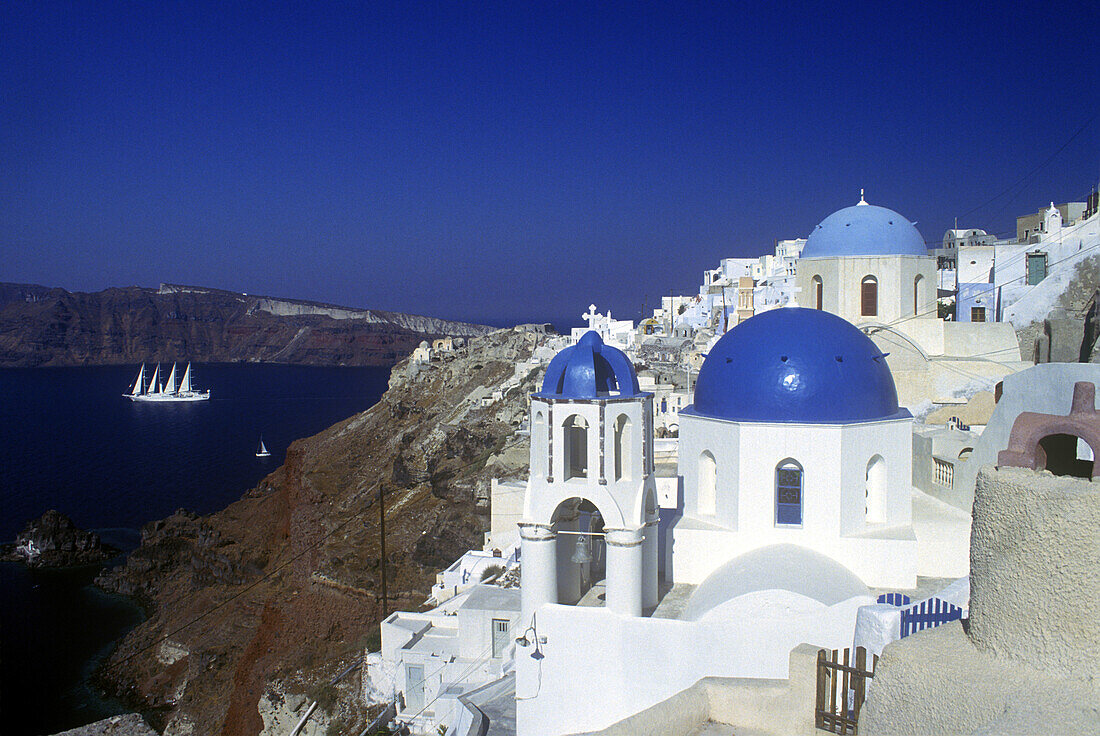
514, 306, 922, 735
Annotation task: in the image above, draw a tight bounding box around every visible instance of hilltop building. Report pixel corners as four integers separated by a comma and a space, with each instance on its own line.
570, 304, 635, 350
794, 194, 1026, 405
954, 201, 1100, 326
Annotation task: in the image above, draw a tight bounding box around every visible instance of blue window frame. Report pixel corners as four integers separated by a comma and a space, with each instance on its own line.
776, 462, 803, 525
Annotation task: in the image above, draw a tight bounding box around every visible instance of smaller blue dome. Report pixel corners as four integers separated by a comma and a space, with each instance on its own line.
801, 202, 928, 259
537, 331, 641, 399
691, 308, 904, 423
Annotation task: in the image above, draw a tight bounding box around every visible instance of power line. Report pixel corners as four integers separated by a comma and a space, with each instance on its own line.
956, 113, 1099, 221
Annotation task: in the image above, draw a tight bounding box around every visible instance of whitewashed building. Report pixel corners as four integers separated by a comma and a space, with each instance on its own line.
671, 307, 917, 589
382, 585, 521, 733
513, 316, 908, 735
569, 304, 635, 351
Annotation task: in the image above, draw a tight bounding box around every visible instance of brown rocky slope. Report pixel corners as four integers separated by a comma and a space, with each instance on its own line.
95, 327, 542, 735
0, 282, 492, 367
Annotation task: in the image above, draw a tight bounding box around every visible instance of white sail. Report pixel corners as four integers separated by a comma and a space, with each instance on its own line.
130, 364, 145, 396
125, 360, 209, 402
164, 363, 177, 394
179, 363, 192, 393
256, 437, 270, 457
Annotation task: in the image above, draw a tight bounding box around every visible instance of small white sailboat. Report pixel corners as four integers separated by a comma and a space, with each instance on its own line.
125, 362, 210, 402
255, 437, 271, 457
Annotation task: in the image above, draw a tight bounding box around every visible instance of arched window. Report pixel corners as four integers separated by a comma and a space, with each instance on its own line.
614, 414, 632, 482
865, 455, 886, 524
533, 411, 547, 477
812, 275, 823, 310
775, 460, 802, 525
861, 276, 878, 317
913, 274, 924, 316
563, 414, 588, 480
698, 450, 717, 516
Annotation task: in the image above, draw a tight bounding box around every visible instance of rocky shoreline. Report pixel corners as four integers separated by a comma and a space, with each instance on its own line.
90, 327, 544, 734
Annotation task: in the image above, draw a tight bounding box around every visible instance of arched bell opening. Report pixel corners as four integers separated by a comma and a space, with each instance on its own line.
614, 414, 633, 482
532, 410, 547, 477
1036, 433, 1095, 479
563, 414, 589, 481
551, 497, 606, 606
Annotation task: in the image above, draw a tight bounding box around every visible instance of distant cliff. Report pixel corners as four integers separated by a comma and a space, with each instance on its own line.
0, 283, 494, 367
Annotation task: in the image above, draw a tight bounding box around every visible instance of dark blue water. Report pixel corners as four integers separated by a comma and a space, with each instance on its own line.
0, 364, 390, 735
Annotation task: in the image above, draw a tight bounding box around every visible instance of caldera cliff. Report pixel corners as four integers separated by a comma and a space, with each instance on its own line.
0, 282, 493, 367
94, 327, 543, 735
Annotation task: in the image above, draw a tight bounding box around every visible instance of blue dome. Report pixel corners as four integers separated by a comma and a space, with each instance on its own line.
537, 331, 641, 399
691, 308, 904, 423
800, 202, 928, 258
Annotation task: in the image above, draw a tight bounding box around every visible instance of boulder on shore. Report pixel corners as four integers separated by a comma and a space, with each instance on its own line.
1, 509, 118, 568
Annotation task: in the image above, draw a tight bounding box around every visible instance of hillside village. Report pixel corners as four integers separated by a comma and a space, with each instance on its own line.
74, 191, 1100, 736
342, 190, 1100, 736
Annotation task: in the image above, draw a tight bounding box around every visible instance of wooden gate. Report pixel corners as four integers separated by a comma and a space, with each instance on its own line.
815, 646, 877, 734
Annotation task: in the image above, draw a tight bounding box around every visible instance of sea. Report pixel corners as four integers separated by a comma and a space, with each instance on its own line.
0, 363, 390, 736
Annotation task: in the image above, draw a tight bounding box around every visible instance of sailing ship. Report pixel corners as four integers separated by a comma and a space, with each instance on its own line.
255, 437, 271, 457
126, 362, 210, 402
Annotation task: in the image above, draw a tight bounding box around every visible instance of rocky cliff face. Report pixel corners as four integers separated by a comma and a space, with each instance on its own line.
0, 283, 493, 367
95, 328, 543, 735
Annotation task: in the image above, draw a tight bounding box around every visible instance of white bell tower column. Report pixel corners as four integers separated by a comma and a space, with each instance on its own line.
604, 527, 643, 616
520, 523, 558, 626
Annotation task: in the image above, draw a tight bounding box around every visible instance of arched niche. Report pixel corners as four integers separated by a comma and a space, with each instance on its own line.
698, 450, 717, 516
866, 454, 886, 524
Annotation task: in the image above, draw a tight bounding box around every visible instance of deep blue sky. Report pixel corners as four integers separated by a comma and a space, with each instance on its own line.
2, 2, 1098, 326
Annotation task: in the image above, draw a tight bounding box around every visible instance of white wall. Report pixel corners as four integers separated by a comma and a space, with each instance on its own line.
957, 245, 995, 284
796, 254, 937, 325
515, 595, 869, 736
673, 412, 916, 588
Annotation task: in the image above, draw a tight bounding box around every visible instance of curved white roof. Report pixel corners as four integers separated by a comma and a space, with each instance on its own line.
683, 544, 870, 620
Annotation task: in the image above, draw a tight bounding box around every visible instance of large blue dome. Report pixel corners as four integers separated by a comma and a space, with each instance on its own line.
691, 308, 905, 423
537, 331, 641, 400
800, 202, 928, 259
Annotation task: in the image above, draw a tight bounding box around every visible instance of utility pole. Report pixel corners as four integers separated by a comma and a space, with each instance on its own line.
379, 485, 388, 619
